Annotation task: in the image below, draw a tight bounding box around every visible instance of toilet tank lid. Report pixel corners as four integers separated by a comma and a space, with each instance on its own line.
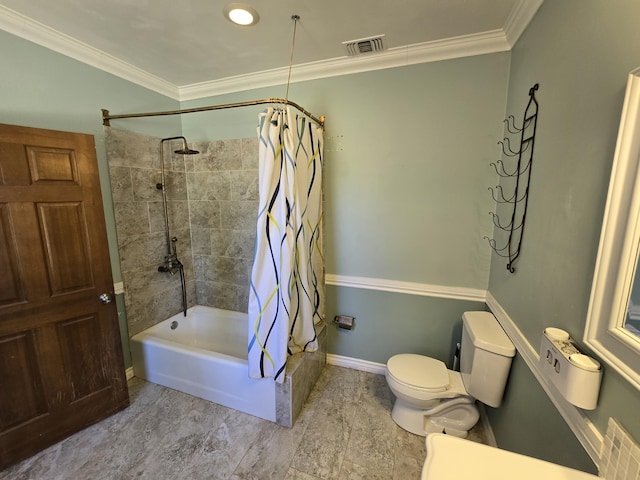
463, 311, 516, 357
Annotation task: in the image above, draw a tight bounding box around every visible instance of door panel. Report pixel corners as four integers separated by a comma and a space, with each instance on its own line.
57, 314, 110, 402
27, 146, 79, 184
38, 202, 94, 294
0, 331, 48, 431
0, 123, 128, 469
0, 204, 25, 306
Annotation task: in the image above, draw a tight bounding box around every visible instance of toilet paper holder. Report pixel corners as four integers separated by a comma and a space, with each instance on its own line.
539, 328, 602, 410
334, 315, 355, 330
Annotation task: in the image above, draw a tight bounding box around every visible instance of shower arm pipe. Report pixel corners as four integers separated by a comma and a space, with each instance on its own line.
159, 137, 176, 256
158, 135, 198, 257
101, 98, 325, 128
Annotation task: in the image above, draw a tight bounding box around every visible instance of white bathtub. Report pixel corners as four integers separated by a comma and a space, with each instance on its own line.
130, 305, 277, 422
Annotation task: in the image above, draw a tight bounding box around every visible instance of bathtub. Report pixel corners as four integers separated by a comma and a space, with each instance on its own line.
130, 305, 277, 422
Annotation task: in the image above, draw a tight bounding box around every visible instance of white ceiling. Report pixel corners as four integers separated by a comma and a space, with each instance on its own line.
0, 0, 543, 100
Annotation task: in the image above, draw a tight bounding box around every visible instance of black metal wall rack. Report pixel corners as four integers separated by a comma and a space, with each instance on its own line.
485, 84, 539, 273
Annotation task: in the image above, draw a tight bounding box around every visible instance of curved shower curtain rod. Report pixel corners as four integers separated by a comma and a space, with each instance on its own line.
101, 97, 325, 128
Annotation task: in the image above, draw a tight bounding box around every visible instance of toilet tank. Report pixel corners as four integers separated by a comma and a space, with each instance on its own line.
459, 311, 516, 407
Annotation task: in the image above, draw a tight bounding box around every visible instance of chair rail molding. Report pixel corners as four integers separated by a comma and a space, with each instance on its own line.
325, 274, 487, 302
486, 292, 603, 465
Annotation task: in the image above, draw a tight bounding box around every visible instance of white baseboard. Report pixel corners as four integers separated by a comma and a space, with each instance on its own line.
125, 367, 134, 381
327, 353, 387, 375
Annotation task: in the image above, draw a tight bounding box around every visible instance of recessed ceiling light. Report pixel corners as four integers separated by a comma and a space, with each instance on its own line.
223, 3, 260, 26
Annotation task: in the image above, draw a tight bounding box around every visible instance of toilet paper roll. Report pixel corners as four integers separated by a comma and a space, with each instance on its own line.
569, 353, 601, 372
544, 327, 570, 341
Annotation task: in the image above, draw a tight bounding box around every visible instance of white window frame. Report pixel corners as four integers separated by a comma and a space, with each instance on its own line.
585, 67, 640, 392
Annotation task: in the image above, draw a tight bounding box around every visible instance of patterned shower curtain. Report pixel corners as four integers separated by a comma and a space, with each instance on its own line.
248, 106, 324, 383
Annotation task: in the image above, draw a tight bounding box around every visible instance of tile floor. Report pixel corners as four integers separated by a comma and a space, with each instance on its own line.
1, 365, 486, 480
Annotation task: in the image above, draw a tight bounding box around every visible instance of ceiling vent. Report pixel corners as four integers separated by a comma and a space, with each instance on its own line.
342, 35, 386, 57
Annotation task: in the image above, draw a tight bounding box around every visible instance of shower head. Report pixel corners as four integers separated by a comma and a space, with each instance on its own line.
174, 137, 199, 155
174, 147, 199, 155
160, 136, 200, 155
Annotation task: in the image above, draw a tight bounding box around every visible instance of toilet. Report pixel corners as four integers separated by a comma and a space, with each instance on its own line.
385, 311, 515, 438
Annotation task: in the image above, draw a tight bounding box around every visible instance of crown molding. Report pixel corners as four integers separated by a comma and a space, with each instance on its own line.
503, 0, 544, 47
1, 0, 543, 102
179, 30, 511, 101
0, 5, 180, 99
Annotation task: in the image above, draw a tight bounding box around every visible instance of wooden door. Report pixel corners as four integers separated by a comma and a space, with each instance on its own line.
0, 123, 129, 469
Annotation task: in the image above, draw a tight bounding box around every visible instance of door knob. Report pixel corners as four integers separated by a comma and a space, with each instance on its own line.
99, 293, 113, 304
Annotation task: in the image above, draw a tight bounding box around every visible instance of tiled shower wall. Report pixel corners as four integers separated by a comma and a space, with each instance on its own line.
188, 137, 259, 313
106, 128, 258, 336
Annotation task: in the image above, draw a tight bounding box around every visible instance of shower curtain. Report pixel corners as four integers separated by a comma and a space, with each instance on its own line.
248, 106, 324, 383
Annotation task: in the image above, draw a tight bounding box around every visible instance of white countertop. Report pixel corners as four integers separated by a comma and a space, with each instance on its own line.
422, 433, 599, 480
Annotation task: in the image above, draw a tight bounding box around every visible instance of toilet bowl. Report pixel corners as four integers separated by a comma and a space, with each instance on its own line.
385, 311, 515, 438
385, 354, 479, 437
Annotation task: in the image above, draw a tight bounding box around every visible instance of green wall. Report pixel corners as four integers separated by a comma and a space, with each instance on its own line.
181, 54, 510, 373
3, 3, 640, 472
182, 53, 510, 289
325, 285, 485, 365
487, 0, 640, 471
487, 354, 596, 470
0, 30, 183, 282
0, 30, 183, 365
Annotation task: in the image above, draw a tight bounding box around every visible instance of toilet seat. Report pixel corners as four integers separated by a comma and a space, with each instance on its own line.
386, 354, 450, 392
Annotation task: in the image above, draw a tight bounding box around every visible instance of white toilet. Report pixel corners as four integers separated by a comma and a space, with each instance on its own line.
385, 311, 515, 438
